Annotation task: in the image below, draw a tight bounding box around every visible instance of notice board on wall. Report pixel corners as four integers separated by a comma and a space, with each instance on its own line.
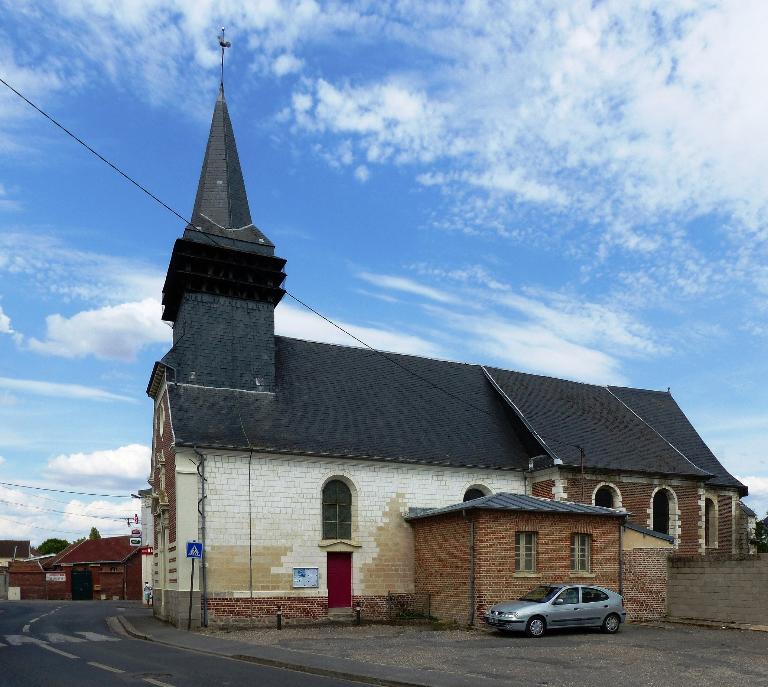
292, 567, 319, 588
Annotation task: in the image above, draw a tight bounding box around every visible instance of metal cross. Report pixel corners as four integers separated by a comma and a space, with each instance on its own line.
218, 27, 232, 89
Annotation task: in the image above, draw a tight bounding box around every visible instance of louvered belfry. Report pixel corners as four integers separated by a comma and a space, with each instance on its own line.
161, 85, 286, 392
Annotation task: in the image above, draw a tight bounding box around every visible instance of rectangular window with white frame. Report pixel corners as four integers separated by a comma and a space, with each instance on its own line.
515, 531, 536, 572
571, 533, 591, 572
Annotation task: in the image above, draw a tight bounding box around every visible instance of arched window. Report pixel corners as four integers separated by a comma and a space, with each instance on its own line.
705, 498, 717, 547
463, 488, 486, 502
322, 480, 352, 539
652, 489, 671, 535
594, 486, 616, 508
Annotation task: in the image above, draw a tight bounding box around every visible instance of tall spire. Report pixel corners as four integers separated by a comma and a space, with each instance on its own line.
184, 32, 273, 251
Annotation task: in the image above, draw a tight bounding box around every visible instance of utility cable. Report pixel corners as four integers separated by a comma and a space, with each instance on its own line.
0, 498, 128, 522
0, 75, 583, 455
0, 481, 129, 499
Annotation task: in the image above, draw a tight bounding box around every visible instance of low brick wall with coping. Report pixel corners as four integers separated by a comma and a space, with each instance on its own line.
622, 548, 670, 621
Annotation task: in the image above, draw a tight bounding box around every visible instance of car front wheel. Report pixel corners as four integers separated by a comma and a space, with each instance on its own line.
601, 613, 621, 634
525, 616, 546, 638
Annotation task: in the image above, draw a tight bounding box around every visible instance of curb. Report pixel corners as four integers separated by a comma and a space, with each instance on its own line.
114, 615, 449, 687
115, 615, 151, 641
664, 617, 768, 633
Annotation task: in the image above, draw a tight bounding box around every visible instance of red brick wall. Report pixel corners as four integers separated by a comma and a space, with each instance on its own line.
718, 495, 733, 553
44, 570, 71, 600
412, 511, 621, 625
622, 548, 670, 620
9, 567, 45, 599
412, 513, 471, 624
125, 554, 142, 600
206, 593, 419, 625
532, 480, 554, 499
473, 511, 621, 623
99, 568, 125, 599
564, 475, 705, 555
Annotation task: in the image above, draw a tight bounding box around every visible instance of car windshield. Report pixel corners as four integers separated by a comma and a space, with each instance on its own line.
519, 585, 560, 603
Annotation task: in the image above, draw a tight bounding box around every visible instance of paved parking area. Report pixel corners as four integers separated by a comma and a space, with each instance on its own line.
206, 621, 768, 686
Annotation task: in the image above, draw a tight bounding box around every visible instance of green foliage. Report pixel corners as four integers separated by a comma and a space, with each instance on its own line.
753, 516, 768, 553
37, 538, 70, 555
88, 527, 101, 540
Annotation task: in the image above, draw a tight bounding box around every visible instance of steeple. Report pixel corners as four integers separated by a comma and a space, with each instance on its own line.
158, 42, 287, 393
184, 85, 274, 251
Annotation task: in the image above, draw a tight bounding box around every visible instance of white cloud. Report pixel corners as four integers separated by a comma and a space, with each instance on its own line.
358, 272, 457, 304
0, 304, 12, 334
275, 302, 442, 358
272, 53, 303, 77
28, 298, 170, 361
354, 165, 370, 183
738, 476, 768, 521
45, 443, 150, 490
0, 376, 132, 402
0, 456, 5, 466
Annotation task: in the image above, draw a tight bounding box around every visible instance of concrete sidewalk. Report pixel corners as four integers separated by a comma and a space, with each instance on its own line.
116, 611, 506, 687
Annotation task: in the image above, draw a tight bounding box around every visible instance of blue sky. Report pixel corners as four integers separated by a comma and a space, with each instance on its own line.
0, 1, 766, 541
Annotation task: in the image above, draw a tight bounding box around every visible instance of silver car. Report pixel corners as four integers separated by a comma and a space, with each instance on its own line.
485, 584, 626, 637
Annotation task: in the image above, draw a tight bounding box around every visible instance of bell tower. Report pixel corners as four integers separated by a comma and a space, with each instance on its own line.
160, 69, 286, 392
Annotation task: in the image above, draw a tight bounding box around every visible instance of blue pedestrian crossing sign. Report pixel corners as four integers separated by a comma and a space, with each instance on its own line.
186, 541, 203, 559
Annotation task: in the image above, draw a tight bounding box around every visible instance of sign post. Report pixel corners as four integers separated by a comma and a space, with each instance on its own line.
186, 541, 203, 630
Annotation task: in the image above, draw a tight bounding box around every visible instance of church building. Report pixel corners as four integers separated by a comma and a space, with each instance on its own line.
146, 79, 753, 629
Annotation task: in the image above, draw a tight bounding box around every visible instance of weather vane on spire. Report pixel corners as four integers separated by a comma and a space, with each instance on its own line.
218, 27, 231, 89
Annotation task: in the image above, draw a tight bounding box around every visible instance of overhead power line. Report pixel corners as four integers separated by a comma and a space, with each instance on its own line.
0, 481, 130, 499
0, 498, 127, 522
0, 515, 123, 537
0, 75, 581, 459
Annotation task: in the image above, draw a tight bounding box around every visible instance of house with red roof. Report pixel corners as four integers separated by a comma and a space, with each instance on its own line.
9, 536, 141, 601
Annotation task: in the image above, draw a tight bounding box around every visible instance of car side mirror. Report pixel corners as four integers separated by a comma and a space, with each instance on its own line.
553, 598, 564, 605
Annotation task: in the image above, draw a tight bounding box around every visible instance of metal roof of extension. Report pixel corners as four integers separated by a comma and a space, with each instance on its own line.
404, 492, 628, 520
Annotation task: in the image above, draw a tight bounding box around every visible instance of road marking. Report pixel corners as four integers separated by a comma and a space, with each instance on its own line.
75, 631, 120, 642
44, 633, 85, 644
36, 643, 79, 659
5, 635, 37, 646
88, 661, 124, 674
30, 618, 39, 624
143, 679, 175, 687
22, 624, 30, 633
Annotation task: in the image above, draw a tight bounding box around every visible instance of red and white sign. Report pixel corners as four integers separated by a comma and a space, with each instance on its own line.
46, 573, 66, 582
134, 513, 139, 525
131, 529, 141, 536
140, 546, 154, 556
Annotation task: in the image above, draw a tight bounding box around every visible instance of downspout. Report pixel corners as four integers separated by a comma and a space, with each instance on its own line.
194, 446, 208, 627
464, 510, 476, 626
618, 517, 625, 596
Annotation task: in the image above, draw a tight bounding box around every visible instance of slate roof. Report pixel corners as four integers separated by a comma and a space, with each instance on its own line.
48, 536, 138, 567
405, 492, 627, 521
484, 368, 729, 485
738, 502, 756, 518
623, 520, 675, 543
167, 336, 535, 470
0, 540, 30, 558
607, 386, 746, 491
184, 85, 274, 252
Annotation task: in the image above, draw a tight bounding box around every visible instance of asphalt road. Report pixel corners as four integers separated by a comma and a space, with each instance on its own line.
0, 600, 360, 687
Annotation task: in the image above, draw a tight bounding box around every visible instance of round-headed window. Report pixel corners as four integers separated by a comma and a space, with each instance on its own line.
463, 488, 487, 502
322, 480, 352, 540
594, 486, 615, 509
652, 489, 672, 535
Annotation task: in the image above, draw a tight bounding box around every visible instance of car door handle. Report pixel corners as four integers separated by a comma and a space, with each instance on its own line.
573, 607, 579, 610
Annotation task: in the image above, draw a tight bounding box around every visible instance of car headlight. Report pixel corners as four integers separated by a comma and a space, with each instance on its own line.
502, 611, 519, 619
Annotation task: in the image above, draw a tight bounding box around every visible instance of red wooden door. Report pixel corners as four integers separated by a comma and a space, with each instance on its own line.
327, 552, 352, 608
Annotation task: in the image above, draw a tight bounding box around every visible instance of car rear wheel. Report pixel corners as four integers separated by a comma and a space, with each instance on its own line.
525, 616, 546, 638
601, 613, 621, 634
